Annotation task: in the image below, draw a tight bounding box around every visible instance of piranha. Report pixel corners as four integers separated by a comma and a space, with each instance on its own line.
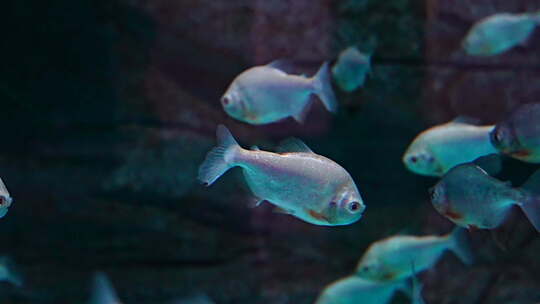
402, 117, 498, 177
90, 272, 122, 304
315, 276, 407, 304
220, 61, 337, 125
331, 46, 371, 92
198, 125, 365, 226
490, 103, 540, 163
0, 177, 13, 218
355, 227, 473, 283
462, 11, 540, 56
430, 160, 540, 232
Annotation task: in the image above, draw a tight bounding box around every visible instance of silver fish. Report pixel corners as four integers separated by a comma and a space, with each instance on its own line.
403, 117, 497, 177
331, 46, 371, 92
355, 227, 472, 282
221, 61, 337, 125
198, 125, 365, 226
0, 177, 12, 218
315, 276, 406, 304
90, 272, 122, 304
462, 11, 540, 56
491, 103, 540, 163
430, 161, 540, 232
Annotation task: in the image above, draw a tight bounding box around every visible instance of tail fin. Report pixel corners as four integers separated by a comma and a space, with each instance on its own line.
519, 169, 540, 232
312, 62, 338, 113
447, 227, 474, 265
411, 269, 425, 304
91, 272, 120, 304
198, 125, 240, 186
0, 257, 22, 287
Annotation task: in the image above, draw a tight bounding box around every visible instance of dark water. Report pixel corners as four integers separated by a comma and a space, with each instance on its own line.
0, 0, 539, 303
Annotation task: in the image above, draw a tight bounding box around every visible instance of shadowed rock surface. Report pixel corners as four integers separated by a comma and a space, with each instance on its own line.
0, 0, 538, 303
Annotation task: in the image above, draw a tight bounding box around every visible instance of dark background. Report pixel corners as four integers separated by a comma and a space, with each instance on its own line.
0, 0, 539, 303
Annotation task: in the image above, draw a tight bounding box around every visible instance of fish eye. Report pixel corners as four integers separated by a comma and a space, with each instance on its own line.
348, 201, 361, 212
329, 201, 337, 208
410, 156, 418, 163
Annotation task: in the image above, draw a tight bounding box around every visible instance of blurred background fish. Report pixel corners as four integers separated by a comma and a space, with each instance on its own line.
315, 276, 407, 304
355, 227, 473, 282
463, 11, 540, 56
331, 46, 372, 92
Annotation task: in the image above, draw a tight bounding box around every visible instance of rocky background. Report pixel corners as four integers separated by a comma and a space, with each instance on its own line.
0, 0, 539, 303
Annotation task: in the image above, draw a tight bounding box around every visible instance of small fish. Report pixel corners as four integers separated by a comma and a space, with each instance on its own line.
198, 125, 365, 226
90, 272, 122, 304
462, 11, 540, 56
355, 227, 473, 282
315, 276, 406, 304
430, 161, 540, 232
331, 46, 371, 92
0, 177, 13, 218
221, 61, 337, 124
403, 117, 497, 177
491, 103, 540, 163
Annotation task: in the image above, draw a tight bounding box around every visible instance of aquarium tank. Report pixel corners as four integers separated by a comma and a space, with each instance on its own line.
0, 0, 539, 303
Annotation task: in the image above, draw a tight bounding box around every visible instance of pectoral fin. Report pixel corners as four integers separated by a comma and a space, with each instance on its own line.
276, 138, 314, 154
306, 208, 333, 223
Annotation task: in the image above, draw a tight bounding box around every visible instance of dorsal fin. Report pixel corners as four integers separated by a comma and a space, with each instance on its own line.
451, 115, 481, 125
266, 59, 291, 72
276, 138, 314, 153
250, 145, 261, 151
